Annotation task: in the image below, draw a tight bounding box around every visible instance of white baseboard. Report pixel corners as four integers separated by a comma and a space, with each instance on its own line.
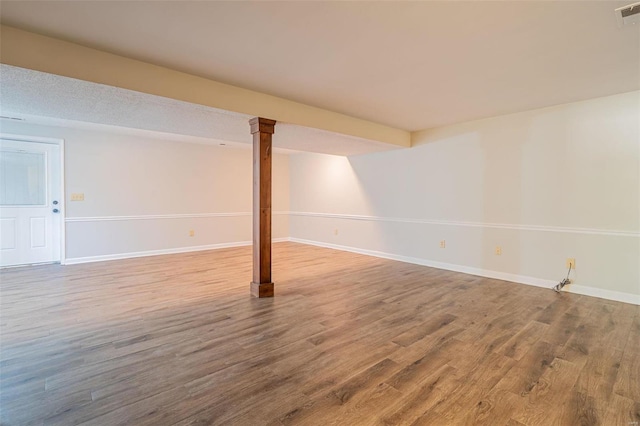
564, 284, 640, 306
64, 238, 290, 265
289, 237, 640, 306
63, 236, 639, 306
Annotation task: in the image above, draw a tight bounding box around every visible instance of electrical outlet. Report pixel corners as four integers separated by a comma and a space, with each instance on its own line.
189, 230, 195, 237
566, 258, 576, 269
439, 240, 446, 248
70, 193, 84, 201
334, 229, 339, 236
495, 246, 502, 255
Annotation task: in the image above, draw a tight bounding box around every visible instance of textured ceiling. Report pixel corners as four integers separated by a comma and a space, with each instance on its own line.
1, 1, 638, 131
0, 65, 397, 156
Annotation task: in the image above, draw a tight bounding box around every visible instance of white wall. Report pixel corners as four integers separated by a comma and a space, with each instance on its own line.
289, 91, 640, 304
2, 92, 638, 304
0, 121, 289, 262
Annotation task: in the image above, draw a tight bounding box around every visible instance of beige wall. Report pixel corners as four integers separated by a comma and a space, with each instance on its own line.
0, 121, 289, 261
289, 91, 640, 303
0, 25, 410, 148
3, 91, 638, 304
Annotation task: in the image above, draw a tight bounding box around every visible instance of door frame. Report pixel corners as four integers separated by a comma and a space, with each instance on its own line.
0, 133, 66, 265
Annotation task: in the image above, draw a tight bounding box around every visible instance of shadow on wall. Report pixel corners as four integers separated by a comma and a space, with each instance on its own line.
343, 110, 577, 281
290, 92, 640, 300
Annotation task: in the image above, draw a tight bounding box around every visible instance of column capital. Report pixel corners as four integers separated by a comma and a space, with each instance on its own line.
249, 117, 276, 135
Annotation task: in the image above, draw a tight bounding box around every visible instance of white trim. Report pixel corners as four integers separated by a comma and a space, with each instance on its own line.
564, 284, 640, 306
66, 212, 250, 222
289, 237, 554, 288
0, 133, 63, 145
64, 237, 290, 265
59, 138, 66, 264
0, 134, 67, 265
289, 237, 640, 306
289, 211, 640, 238
65, 211, 289, 223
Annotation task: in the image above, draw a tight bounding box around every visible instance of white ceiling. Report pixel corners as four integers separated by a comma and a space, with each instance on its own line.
1, 1, 638, 132
0, 65, 397, 156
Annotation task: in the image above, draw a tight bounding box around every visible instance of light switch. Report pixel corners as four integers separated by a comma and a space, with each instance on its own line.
70, 193, 85, 201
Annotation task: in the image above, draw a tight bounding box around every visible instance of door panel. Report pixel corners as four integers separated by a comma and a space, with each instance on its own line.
0, 218, 17, 250
0, 139, 61, 267
30, 216, 47, 248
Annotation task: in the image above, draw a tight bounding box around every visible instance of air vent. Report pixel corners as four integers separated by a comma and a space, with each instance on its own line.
616, 2, 640, 27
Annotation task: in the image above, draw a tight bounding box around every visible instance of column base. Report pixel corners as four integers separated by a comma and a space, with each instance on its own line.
250, 282, 274, 298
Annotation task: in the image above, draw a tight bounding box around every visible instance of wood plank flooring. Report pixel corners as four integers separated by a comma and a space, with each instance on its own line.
0, 242, 638, 425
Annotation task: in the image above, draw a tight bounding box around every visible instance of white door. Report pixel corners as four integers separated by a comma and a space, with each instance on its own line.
0, 139, 62, 267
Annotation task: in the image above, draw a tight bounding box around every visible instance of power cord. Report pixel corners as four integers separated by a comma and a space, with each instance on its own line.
553, 265, 572, 293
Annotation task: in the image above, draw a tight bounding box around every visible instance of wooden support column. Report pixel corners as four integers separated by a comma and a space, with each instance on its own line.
250, 117, 276, 298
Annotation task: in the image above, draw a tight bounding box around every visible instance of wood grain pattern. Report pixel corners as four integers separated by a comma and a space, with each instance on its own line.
0, 242, 638, 425
249, 117, 276, 297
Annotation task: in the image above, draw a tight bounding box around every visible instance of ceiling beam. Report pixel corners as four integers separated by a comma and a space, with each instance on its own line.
0, 25, 410, 148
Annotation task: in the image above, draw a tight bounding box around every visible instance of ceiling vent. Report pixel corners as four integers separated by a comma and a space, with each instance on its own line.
616, 2, 640, 27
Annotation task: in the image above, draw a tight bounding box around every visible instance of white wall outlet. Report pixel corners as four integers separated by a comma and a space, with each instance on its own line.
495, 246, 502, 255
439, 240, 446, 248
70, 193, 84, 201
566, 258, 576, 269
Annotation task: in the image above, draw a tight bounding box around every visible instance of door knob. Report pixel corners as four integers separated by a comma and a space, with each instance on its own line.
53, 200, 59, 205
53, 208, 60, 213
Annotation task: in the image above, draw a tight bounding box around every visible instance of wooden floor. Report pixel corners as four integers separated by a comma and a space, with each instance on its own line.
1, 242, 638, 426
